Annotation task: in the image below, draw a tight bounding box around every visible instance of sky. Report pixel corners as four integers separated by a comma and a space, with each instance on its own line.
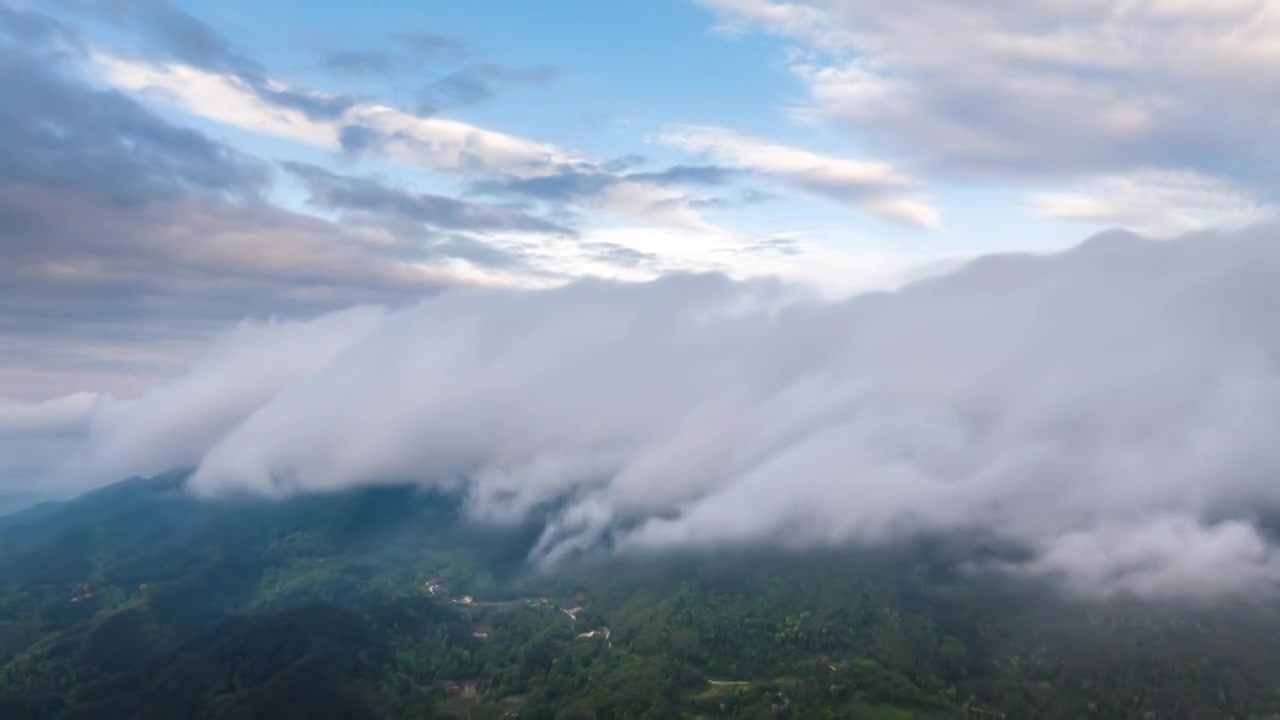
4, 1, 1280, 599
4, 0, 1278, 400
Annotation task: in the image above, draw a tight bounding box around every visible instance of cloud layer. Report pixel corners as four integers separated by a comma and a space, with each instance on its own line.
8, 223, 1280, 601
702, 0, 1280, 176
658, 124, 940, 228
698, 0, 1280, 232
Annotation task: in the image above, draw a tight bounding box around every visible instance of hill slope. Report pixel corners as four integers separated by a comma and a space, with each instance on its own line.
3, 474, 1280, 719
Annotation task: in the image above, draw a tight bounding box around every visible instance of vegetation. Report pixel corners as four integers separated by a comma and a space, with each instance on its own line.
1, 472, 1280, 718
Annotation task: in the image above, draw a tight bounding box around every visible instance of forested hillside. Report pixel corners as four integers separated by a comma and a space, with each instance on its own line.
2, 473, 1280, 719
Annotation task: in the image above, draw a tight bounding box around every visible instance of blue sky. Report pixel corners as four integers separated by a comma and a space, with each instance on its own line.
1, 0, 1278, 397
69, 0, 1157, 260
64, 0, 1280, 264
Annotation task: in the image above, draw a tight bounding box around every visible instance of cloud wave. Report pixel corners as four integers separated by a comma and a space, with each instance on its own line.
7, 224, 1280, 600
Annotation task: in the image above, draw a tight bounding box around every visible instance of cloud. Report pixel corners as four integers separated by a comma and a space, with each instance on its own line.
0, 13, 896, 403
320, 31, 465, 78
60, 1, 562, 168
658, 124, 940, 227
64, 13, 744, 232
739, 187, 777, 204
472, 163, 738, 202
0, 2, 78, 48
9, 222, 1280, 600
417, 63, 559, 115
1023, 516, 1280, 602
628, 164, 742, 186
471, 168, 618, 203
323, 31, 556, 117
1, 308, 389, 490
697, 0, 1280, 187
60, 0, 254, 74
91, 53, 581, 178
87, 53, 726, 230
60, 0, 365, 120
0, 392, 101, 493
594, 182, 719, 231
0, 24, 500, 399
0, 25, 882, 399
0, 4, 928, 401
0, 179, 465, 392
391, 30, 465, 60
282, 161, 575, 237
321, 49, 397, 77
80, 39, 745, 232
468, 161, 734, 231
0, 43, 266, 205
1029, 170, 1274, 237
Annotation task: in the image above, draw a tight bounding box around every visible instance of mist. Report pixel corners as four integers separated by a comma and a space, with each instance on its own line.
6, 224, 1280, 600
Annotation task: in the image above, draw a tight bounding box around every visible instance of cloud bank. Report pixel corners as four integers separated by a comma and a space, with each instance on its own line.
7, 223, 1280, 601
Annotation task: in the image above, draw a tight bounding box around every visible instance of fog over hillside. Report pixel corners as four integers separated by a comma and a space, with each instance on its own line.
5, 223, 1280, 600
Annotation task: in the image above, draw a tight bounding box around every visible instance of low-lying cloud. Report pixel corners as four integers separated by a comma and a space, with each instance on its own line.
7, 223, 1280, 601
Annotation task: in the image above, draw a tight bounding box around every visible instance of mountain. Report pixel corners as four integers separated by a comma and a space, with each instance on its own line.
2, 473, 1280, 719
0, 492, 51, 519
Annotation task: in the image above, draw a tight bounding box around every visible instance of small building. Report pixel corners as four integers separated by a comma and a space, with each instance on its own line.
443, 679, 480, 697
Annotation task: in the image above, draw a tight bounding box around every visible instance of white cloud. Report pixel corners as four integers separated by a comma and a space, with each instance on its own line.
0, 393, 100, 493
91, 53, 580, 178
595, 182, 717, 232
554, 225, 932, 295
92, 53, 339, 146
1026, 516, 1280, 601
0, 393, 99, 434
658, 124, 940, 227
422, 223, 933, 298
350, 105, 580, 179
8, 223, 1280, 599
1030, 171, 1275, 236
700, 0, 847, 47
697, 0, 1280, 183
89, 53, 730, 231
